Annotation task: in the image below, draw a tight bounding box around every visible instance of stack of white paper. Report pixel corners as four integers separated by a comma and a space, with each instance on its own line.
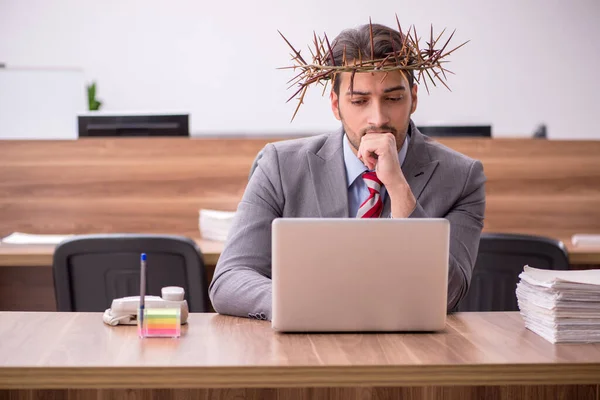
198, 209, 236, 242
516, 266, 600, 343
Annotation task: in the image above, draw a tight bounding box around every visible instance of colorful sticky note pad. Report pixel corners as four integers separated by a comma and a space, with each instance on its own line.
140, 308, 181, 338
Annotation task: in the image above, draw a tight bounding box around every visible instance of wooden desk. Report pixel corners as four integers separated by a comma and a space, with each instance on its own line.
1, 312, 599, 399
0, 238, 224, 267
1, 236, 599, 312
568, 244, 600, 265
1, 236, 599, 267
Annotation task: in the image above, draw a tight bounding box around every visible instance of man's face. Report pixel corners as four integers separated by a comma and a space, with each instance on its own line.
330, 70, 418, 154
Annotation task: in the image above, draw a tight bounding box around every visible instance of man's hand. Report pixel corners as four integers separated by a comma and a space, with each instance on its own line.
357, 133, 403, 187
357, 133, 416, 217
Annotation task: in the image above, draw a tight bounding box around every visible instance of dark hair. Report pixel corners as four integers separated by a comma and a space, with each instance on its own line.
327, 23, 415, 95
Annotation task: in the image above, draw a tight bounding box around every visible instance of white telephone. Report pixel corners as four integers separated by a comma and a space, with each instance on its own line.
102, 286, 189, 326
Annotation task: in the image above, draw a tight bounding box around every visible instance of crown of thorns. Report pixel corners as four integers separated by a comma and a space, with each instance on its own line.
278, 16, 469, 121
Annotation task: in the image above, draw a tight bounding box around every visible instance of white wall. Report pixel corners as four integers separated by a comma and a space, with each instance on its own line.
1, 0, 599, 139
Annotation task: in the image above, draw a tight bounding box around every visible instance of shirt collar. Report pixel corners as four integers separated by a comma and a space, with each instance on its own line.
343, 130, 410, 188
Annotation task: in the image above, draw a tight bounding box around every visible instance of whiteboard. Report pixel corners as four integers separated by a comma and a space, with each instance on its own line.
0, 68, 86, 140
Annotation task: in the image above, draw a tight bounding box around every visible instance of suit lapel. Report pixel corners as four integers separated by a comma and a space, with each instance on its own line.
381, 123, 439, 217
308, 132, 348, 218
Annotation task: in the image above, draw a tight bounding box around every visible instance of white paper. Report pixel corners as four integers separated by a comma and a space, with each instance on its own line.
572, 234, 600, 247
0, 232, 73, 245
199, 209, 236, 219
521, 265, 600, 286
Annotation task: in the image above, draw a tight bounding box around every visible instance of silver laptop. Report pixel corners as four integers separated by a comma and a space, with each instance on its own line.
271, 218, 450, 332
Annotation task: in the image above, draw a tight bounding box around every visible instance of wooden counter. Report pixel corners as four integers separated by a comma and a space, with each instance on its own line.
2, 137, 600, 241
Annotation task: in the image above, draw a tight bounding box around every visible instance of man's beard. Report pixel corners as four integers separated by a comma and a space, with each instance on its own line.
338, 101, 411, 153
342, 120, 405, 153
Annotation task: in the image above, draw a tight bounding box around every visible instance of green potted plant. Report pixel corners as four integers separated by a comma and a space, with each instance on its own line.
87, 81, 102, 111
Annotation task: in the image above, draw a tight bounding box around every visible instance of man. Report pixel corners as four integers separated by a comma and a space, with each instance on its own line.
209, 23, 486, 320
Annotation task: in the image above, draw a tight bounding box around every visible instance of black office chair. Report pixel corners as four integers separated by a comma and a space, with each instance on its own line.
417, 125, 492, 137
457, 233, 570, 312
53, 234, 210, 312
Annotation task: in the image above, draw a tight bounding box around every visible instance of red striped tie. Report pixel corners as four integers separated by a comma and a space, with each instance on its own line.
356, 171, 383, 218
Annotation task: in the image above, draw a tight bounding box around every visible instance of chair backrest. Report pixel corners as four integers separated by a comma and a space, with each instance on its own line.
248, 148, 265, 181
417, 125, 492, 137
53, 234, 210, 312
457, 233, 570, 312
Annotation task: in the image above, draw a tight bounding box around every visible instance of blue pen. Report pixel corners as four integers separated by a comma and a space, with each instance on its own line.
139, 253, 147, 336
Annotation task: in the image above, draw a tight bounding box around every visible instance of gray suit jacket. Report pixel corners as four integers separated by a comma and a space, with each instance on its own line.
209, 122, 486, 320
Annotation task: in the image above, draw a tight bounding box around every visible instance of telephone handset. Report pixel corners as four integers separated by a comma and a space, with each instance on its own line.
102, 286, 189, 326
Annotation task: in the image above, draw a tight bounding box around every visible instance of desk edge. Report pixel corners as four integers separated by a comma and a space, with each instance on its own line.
1, 364, 600, 389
